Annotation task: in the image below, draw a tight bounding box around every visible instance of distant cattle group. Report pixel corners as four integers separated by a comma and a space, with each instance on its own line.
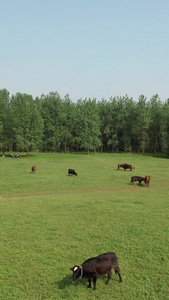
118, 163, 151, 187
10, 153, 25, 158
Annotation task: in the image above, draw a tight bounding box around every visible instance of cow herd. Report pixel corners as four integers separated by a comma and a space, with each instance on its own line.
69, 162, 151, 290
30, 161, 150, 291
117, 163, 151, 187
67, 164, 151, 187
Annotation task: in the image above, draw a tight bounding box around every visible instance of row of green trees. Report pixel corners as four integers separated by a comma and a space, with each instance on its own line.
1, 89, 169, 155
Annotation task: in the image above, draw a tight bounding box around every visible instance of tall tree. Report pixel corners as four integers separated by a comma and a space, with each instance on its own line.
75, 98, 101, 154
11, 92, 43, 155
0, 89, 13, 153
162, 99, 169, 155
103, 97, 126, 152
59, 94, 76, 152
148, 94, 164, 153
132, 95, 149, 153
41, 92, 63, 152
122, 96, 136, 153
98, 99, 110, 151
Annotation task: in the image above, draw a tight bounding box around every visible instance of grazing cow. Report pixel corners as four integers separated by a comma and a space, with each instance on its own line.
32, 166, 36, 173
118, 163, 127, 170
131, 176, 145, 184
70, 252, 122, 291
145, 175, 151, 187
118, 163, 133, 171
68, 169, 77, 176
123, 164, 132, 171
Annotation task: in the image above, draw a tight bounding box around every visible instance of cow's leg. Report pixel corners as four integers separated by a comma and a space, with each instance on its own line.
105, 270, 112, 285
115, 266, 122, 282
93, 276, 97, 290
87, 278, 91, 288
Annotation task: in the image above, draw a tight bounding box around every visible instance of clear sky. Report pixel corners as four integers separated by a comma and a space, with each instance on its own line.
1, 0, 169, 102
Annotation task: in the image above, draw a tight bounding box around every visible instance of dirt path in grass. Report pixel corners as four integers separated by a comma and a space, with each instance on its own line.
0, 182, 167, 201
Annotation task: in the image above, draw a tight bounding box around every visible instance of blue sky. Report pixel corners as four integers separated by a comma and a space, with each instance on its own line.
1, 0, 169, 102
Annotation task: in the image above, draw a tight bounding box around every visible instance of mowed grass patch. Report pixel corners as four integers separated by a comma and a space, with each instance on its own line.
0, 153, 169, 299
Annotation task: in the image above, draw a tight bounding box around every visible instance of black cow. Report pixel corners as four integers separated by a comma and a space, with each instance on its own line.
70, 252, 122, 291
131, 176, 144, 184
68, 169, 77, 176
123, 164, 132, 171
118, 163, 127, 170
118, 163, 132, 171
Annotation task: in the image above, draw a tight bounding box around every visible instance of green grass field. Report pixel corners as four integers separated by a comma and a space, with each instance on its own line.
1, 152, 169, 299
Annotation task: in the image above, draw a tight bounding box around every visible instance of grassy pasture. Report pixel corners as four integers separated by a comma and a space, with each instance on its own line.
0, 152, 169, 299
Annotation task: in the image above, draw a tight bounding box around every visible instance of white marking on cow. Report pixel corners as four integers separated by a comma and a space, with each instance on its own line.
74, 267, 78, 271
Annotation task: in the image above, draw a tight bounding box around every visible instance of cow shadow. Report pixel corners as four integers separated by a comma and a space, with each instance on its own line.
56, 275, 87, 290
127, 182, 145, 187
56, 274, 119, 290
56, 275, 71, 290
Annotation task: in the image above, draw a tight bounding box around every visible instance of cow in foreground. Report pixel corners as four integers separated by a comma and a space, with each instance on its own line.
131, 176, 145, 184
70, 252, 122, 291
68, 169, 77, 176
32, 166, 36, 173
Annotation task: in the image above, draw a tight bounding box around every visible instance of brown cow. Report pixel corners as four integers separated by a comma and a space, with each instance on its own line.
32, 166, 36, 173
145, 176, 151, 187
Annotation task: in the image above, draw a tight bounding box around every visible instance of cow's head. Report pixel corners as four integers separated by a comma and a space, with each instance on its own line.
70, 265, 82, 281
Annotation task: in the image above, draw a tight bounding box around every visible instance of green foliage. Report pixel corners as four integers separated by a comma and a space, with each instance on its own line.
132, 95, 149, 153
60, 95, 77, 151
11, 93, 43, 153
0, 89, 13, 152
41, 92, 63, 152
148, 95, 165, 153
75, 98, 101, 153
0, 153, 169, 299
1, 89, 169, 154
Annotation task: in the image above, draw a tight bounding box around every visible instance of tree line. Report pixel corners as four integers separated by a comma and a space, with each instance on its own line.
1, 89, 169, 155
